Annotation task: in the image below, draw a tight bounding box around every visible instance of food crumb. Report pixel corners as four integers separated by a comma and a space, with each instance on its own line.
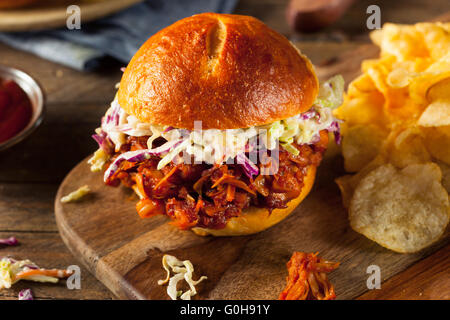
61, 185, 91, 203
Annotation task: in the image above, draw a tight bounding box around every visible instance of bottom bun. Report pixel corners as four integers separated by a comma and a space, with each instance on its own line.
192, 165, 317, 237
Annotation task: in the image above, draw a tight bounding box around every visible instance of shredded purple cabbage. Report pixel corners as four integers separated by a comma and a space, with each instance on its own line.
92, 130, 114, 154
18, 289, 33, 300
163, 126, 174, 133
300, 109, 319, 121
103, 139, 184, 181
327, 121, 342, 144
0, 236, 18, 246
237, 153, 259, 179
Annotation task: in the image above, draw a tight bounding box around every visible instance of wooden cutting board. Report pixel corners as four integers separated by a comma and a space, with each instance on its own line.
54, 31, 450, 300
0, 0, 142, 32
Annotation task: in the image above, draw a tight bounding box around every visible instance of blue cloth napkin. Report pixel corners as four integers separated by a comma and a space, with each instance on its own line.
0, 0, 237, 70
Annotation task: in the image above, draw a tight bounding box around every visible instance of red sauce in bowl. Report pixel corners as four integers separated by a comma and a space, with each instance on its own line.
0, 78, 32, 143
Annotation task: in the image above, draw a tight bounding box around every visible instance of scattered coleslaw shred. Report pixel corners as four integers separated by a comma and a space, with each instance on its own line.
158, 254, 207, 300
0, 257, 73, 289
18, 288, 33, 300
60, 185, 91, 203
0, 236, 18, 246
88, 149, 109, 172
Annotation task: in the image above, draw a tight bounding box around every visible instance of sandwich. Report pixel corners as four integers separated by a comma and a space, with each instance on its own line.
89, 13, 343, 236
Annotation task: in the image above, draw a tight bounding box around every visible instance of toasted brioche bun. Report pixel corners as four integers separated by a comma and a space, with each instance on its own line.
118, 12, 318, 130
192, 165, 316, 236
0, 0, 36, 9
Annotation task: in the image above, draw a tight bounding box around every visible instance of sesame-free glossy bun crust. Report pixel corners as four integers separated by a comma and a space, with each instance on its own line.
118, 13, 318, 130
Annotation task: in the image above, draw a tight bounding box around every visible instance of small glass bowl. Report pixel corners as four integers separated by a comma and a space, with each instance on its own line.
0, 65, 44, 151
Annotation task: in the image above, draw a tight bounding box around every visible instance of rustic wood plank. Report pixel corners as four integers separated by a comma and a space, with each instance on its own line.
0, 124, 97, 183
0, 0, 448, 301
0, 43, 121, 105
0, 232, 115, 300
0, 183, 58, 232
54, 155, 449, 300
52, 12, 450, 298
357, 245, 450, 300
0, 100, 112, 183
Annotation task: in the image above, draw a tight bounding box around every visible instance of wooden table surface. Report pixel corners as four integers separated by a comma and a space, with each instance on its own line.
0, 0, 449, 300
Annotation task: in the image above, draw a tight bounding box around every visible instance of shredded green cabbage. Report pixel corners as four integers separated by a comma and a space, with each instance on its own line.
0, 258, 59, 289
88, 149, 109, 172
315, 75, 344, 110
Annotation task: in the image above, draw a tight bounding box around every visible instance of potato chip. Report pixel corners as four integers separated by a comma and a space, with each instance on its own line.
436, 161, 450, 193
422, 126, 450, 165
426, 77, 450, 102
336, 22, 450, 252
372, 23, 429, 62
387, 68, 412, 88
342, 124, 388, 172
415, 23, 450, 61
409, 54, 450, 106
418, 99, 450, 127
349, 163, 449, 253
336, 155, 386, 208
382, 127, 431, 168
335, 175, 354, 209
364, 61, 425, 123
333, 90, 386, 128
346, 74, 378, 97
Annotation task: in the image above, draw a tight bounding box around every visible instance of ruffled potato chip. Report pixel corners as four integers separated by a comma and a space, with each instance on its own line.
371, 23, 429, 62
342, 124, 388, 172
335, 175, 354, 209
436, 161, 450, 193
422, 126, 450, 165
418, 99, 450, 127
349, 163, 449, 253
427, 77, 450, 101
409, 54, 450, 106
387, 68, 412, 88
346, 74, 378, 96
336, 22, 450, 253
336, 155, 386, 209
364, 61, 425, 123
418, 78, 450, 127
334, 90, 386, 128
382, 127, 431, 168
415, 23, 450, 61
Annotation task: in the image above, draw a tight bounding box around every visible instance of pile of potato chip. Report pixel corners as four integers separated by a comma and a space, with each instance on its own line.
334, 22, 450, 253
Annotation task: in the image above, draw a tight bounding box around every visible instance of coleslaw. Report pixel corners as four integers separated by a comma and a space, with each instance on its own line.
89, 75, 344, 179
0, 257, 73, 289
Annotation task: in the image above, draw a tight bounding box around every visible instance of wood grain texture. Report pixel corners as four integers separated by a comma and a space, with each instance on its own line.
357, 245, 450, 300
54, 155, 449, 300
0, 231, 115, 300
53, 12, 450, 298
0, 0, 449, 300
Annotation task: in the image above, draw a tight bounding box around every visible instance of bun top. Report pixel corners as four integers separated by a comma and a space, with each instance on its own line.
118, 13, 318, 130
